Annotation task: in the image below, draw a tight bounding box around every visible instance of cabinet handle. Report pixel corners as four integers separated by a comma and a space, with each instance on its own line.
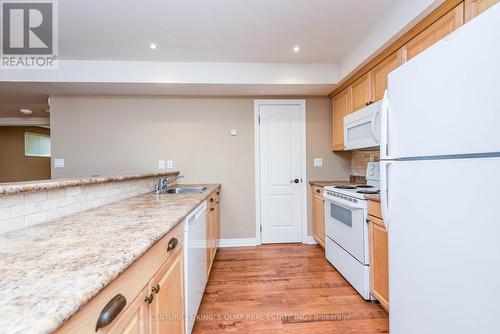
316, 189, 321, 193
216, 191, 220, 195
210, 208, 215, 211
144, 293, 154, 304
167, 237, 178, 251
366, 219, 371, 223
216, 201, 219, 204
95, 294, 127, 331
152, 284, 160, 294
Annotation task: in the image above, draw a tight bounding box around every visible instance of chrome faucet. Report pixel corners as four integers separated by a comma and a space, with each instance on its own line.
154, 175, 184, 193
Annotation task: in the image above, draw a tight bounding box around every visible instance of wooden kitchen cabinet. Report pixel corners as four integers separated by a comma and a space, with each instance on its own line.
311, 186, 325, 249
465, 0, 499, 21
370, 50, 402, 102
367, 200, 388, 311
56, 222, 186, 334
351, 72, 372, 112
402, 3, 464, 62
332, 88, 351, 151
149, 248, 185, 334
206, 188, 221, 277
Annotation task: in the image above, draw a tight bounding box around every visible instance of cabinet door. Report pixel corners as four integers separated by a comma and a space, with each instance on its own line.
311, 193, 325, 248
465, 0, 499, 21
214, 198, 220, 248
369, 217, 389, 311
351, 72, 372, 112
370, 50, 402, 102
332, 88, 351, 151
102, 287, 149, 334
402, 4, 464, 61
149, 247, 185, 334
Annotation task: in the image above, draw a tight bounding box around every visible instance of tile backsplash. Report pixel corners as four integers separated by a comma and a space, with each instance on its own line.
0, 177, 160, 235
351, 150, 380, 176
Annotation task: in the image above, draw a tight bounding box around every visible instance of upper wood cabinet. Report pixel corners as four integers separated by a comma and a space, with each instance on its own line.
351, 72, 372, 112
465, 0, 500, 21
149, 248, 185, 334
402, 4, 464, 62
370, 50, 402, 102
332, 88, 351, 151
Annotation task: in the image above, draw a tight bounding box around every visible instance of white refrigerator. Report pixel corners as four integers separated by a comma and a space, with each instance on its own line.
380, 4, 500, 334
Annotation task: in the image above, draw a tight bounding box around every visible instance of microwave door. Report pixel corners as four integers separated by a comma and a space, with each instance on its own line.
344, 114, 377, 150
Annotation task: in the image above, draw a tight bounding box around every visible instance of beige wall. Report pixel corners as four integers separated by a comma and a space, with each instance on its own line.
0, 126, 51, 183
50, 96, 350, 239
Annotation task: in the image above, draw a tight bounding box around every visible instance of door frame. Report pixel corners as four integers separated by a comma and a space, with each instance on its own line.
254, 99, 307, 245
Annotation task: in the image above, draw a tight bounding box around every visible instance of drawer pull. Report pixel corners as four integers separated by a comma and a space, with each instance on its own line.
95, 294, 127, 331
216, 191, 220, 195
152, 284, 160, 294
144, 293, 154, 304
167, 237, 178, 251
210, 198, 214, 202
210, 208, 215, 211
316, 189, 321, 193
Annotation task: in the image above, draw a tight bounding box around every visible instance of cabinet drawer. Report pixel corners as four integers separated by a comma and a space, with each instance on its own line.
368, 200, 382, 219
56, 222, 185, 334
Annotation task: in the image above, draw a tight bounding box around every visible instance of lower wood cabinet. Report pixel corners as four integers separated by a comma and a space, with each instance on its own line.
105, 287, 150, 334
149, 248, 185, 334
206, 188, 221, 277
368, 200, 389, 311
311, 185, 325, 248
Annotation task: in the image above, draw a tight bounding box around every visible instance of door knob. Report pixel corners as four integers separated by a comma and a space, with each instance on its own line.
290, 179, 299, 184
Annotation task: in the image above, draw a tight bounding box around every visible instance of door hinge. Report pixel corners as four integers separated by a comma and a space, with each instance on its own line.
258, 115, 261, 124
260, 225, 262, 233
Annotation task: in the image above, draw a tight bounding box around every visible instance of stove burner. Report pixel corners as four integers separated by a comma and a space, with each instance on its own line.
356, 185, 374, 189
356, 190, 380, 194
334, 185, 356, 189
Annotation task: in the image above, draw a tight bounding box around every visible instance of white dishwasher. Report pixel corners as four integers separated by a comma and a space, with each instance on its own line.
183, 201, 207, 334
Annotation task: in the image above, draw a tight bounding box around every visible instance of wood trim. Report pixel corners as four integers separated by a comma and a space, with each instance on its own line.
329, 0, 464, 98
368, 200, 382, 219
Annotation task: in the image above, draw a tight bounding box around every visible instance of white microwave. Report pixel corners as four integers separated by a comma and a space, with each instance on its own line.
343, 100, 382, 150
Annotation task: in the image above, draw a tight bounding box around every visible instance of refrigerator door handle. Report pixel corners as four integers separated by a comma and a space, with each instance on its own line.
380, 90, 389, 159
380, 161, 390, 230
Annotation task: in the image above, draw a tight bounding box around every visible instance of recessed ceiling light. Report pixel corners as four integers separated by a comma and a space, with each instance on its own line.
292, 45, 301, 53
149, 43, 159, 50
20, 108, 33, 115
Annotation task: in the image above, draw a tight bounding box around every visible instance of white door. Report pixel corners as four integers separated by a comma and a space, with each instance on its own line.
257, 100, 305, 243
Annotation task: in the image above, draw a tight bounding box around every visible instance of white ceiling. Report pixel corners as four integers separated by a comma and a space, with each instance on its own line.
0, 0, 441, 117
59, 0, 396, 63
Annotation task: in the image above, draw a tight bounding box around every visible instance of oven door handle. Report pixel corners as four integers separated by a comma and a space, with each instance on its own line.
324, 198, 365, 211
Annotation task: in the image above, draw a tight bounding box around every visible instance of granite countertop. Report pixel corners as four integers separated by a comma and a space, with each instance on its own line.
0, 184, 220, 334
365, 193, 381, 202
0, 171, 179, 195
309, 180, 354, 187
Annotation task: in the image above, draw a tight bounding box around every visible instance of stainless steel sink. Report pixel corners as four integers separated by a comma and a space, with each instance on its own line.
158, 186, 207, 194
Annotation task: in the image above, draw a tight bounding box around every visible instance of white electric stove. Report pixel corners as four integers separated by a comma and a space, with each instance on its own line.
323, 162, 379, 300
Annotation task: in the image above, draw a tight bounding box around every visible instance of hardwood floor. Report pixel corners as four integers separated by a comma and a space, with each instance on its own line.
193, 244, 388, 333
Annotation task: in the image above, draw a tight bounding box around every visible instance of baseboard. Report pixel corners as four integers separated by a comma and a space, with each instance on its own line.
219, 238, 259, 247
302, 235, 318, 245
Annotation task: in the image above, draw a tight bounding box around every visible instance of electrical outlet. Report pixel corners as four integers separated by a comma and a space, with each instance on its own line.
167, 160, 173, 169
158, 160, 165, 169
54, 158, 64, 168
230, 128, 237, 136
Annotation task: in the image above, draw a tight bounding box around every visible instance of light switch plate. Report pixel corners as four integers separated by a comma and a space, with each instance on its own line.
313, 158, 323, 167
230, 128, 237, 136
54, 158, 64, 168
167, 160, 173, 169
158, 160, 165, 169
